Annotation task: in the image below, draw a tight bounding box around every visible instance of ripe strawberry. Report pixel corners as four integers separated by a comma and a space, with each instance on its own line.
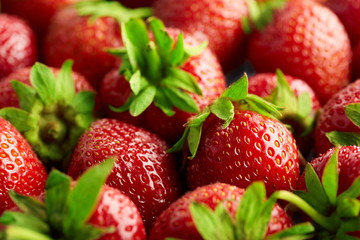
247, 0, 352, 105
289, 146, 360, 238
248, 70, 321, 155
0, 159, 147, 240
0, 14, 37, 80
322, 0, 360, 46
171, 75, 300, 195
153, 0, 249, 72
1, 0, 89, 40
67, 118, 182, 231
314, 80, 360, 155
0, 61, 96, 170
0, 65, 93, 109
149, 182, 315, 240
0, 117, 47, 215
102, 18, 226, 144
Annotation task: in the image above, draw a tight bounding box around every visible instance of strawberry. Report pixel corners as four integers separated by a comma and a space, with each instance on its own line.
322, 0, 360, 46
171, 74, 300, 195
0, 65, 93, 109
149, 182, 315, 240
43, 1, 152, 88
247, 0, 352, 105
248, 70, 321, 155
278, 146, 360, 238
314, 80, 360, 155
0, 61, 96, 170
153, 0, 249, 72
1, 0, 90, 39
67, 118, 182, 231
102, 18, 226, 144
0, 159, 147, 240
0, 117, 47, 215
0, 14, 37, 80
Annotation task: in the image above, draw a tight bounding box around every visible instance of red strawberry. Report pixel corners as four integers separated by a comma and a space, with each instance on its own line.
247, 0, 352, 105
101, 19, 226, 145
0, 61, 96, 170
153, 0, 249, 72
0, 14, 37, 80
171, 75, 300, 196
43, 6, 122, 88
149, 182, 297, 240
248, 71, 321, 155
67, 118, 182, 231
0, 117, 47, 215
0, 66, 93, 109
322, 0, 360, 46
88, 185, 146, 240
0, 159, 147, 240
1, 0, 90, 39
314, 80, 360, 155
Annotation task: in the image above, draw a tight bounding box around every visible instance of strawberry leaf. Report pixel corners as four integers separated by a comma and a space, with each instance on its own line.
56, 60, 75, 104
2, 225, 53, 240
322, 146, 339, 205
273, 69, 297, 115
10, 80, 36, 111
336, 198, 360, 218
345, 103, 360, 128
75, 1, 152, 23
30, 62, 57, 105
0, 108, 32, 132
245, 94, 282, 119
149, 17, 173, 58
45, 170, 71, 234
163, 86, 199, 113
337, 177, 360, 202
72, 224, 111, 240
184, 40, 208, 57
169, 33, 185, 66
326, 131, 360, 146
145, 42, 163, 81
221, 74, 248, 101
163, 68, 202, 95
168, 128, 190, 153
297, 92, 312, 119
63, 158, 115, 237
71, 91, 95, 114
266, 222, 315, 240
8, 191, 47, 221
209, 98, 234, 128
129, 85, 157, 116
188, 125, 203, 158
154, 88, 176, 116
129, 70, 143, 95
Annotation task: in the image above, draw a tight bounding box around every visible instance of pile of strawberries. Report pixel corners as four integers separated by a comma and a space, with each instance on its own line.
1, 0, 360, 239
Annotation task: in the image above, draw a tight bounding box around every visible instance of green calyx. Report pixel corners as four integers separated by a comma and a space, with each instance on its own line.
74, 0, 153, 23
267, 69, 316, 137
169, 73, 282, 158
108, 17, 207, 117
242, 0, 286, 34
326, 103, 360, 146
0, 60, 95, 169
188, 182, 314, 240
275, 147, 360, 238
0, 158, 116, 240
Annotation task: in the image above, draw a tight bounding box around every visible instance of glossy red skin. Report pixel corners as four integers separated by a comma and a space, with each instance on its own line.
88, 185, 146, 240
352, 42, 360, 81
0, 67, 94, 109
100, 68, 145, 127
149, 183, 292, 240
248, 0, 352, 105
67, 118, 182, 231
187, 110, 300, 196
101, 28, 226, 145
323, 0, 360, 46
43, 7, 123, 89
153, 0, 248, 72
314, 80, 360, 155
0, 118, 47, 214
248, 73, 321, 155
297, 146, 360, 237
117, 0, 156, 8
0, 14, 37, 80
1, 0, 88, 39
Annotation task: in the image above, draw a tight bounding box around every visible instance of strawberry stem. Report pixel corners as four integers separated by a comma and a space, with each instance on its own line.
275, 190, 338, 231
